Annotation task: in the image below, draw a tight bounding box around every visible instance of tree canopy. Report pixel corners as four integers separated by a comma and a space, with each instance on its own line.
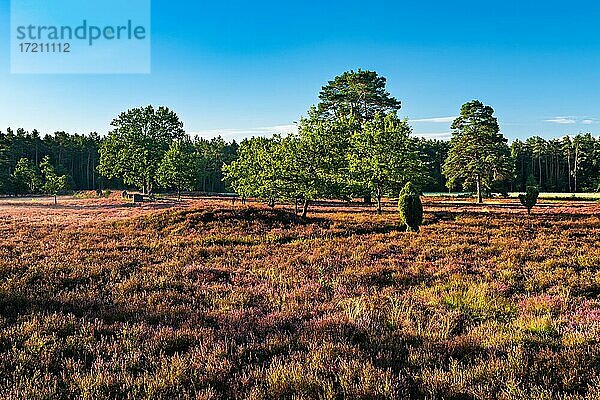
317, 70, 401, 124
443, 100, 512, 203
40, 155, 69, 204
348, 113, 424, 213
1, 74, 599, 206
223, 136, 290, 206
13, 158, 41, 195
157, 140, 202, 200
99, 106, 186, 194
223, 102, 425, 215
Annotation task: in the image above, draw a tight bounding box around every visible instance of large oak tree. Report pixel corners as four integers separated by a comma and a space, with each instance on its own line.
99, 106, 186, 194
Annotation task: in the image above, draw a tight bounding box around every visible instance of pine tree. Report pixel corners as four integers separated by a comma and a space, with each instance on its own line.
317, 70, 401, 123
443, 101, 511, 203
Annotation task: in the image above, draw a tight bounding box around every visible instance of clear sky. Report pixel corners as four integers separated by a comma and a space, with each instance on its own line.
1, 0, 600, 141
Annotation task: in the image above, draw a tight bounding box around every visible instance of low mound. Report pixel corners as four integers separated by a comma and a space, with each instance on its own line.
133, 207, 315, 231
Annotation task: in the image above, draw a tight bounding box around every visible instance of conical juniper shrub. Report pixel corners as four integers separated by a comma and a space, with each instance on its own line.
519, 185, 540, 215
398, 182, 423, 232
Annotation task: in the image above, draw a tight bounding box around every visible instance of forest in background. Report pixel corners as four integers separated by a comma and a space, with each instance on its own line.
1, 128, 598, 196
0, 130, 238, 195
1, 71, 599, 199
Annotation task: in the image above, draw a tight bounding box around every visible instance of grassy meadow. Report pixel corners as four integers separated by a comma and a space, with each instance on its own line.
0, 195, 599, 399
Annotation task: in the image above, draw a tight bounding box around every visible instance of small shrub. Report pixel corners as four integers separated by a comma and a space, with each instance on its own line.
519, 185, 540, 215
398, 182, 423, 232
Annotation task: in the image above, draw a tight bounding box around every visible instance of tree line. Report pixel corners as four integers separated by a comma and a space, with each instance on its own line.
0, 129, 101, 194
511, 134, 599, 193
223, 71, 598, 212
0, 125, 238, 197
1, 70, 598, 206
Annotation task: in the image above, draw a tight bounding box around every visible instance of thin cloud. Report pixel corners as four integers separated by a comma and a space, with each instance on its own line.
190, 124, 298, 141
545, 117, 577, 124
582, 119, 595, 125
413, 132, 452, 140
410, 116, 457, 123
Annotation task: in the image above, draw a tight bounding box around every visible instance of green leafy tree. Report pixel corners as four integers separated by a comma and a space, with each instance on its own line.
98, 106, 186, 194
194, 136, 239, 193
223, 129, 339, 217
398, 182, 423, 232
13, 158, 41, 195
315, 69, 402, 203
412, 138, 449, 192
317, 69, 401, 124
267, 134, 319, 216
40, 156, 69, 205
223, 136, 285, 206
348, 113, 424, 214
295, 111, 359, 210
157, 140, 202, 200
286, 118, 354, 217
443, 101, 511, 203
224, 70, 416, 217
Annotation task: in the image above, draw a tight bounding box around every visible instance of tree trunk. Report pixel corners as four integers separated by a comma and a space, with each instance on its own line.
567, 152, 572, 192
376, 186, 382, 214
295, 199, 299, 214
545, 156, 549, 189
87, 151, 91, 189
301, 199, 310, 218
567, 149, 572, 192
363, 195, 372, 204
521, 158, 525, 191
539, 157, 543, 189
54, 195, 57, 205
574, 145, 579, 192
476, 176, 483, 204
177, 187, 181, 201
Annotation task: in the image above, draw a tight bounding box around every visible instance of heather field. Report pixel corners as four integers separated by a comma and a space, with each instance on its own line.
0, 196, 599, 399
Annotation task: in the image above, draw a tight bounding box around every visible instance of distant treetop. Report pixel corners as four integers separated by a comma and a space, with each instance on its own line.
317, 69, 401, 123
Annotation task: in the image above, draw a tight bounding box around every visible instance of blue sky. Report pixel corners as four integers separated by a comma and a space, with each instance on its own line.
1, 0, 600, 141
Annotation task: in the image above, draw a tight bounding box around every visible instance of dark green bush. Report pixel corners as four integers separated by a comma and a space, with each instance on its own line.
398, 182, 423, 232
519, 181, 540, 215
